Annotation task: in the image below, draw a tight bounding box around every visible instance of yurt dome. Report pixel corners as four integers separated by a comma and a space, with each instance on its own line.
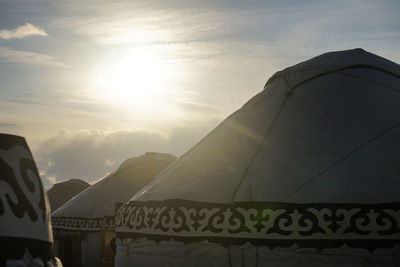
115, 49, 400, 266
47, 179, 89, 212
51, 152, 176, 267
52, 152, 176, 230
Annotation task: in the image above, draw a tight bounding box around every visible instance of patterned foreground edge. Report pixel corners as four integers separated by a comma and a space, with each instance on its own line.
115, 200, 400, 251
52, 216, 115, 231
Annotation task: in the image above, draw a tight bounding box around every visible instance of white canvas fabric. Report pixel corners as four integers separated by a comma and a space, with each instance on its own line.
115, 49, 400, 266
129, 49, 400, 204
52, 152, 176, 231
115, 239, 400, 267
0, 133, 62, 266
0, 134, 52, 242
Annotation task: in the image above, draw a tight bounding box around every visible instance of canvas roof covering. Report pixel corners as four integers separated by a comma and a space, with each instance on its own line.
52, 152, 176, 231
115, 49, 400, 266
47, 179, 89, 212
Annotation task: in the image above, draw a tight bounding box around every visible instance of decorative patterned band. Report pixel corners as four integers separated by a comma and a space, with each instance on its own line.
52, 216, 115, 231
115, 200, 400, 250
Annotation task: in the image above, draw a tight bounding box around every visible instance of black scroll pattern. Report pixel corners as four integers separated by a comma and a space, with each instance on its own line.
116, 200, 400, 250
52, 216, 116, 231
0, 142, 46, 222
20, 157, 46, 221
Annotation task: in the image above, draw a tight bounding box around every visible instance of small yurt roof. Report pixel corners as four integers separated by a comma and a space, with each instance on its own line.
116, 49, 400, 251
267, 48, 400, 87
47, 179, 89, 211
52, 152, 176, 231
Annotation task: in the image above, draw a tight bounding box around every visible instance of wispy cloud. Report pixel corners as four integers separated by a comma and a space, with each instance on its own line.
0, 23, 48, 40
0, 46, 66, 67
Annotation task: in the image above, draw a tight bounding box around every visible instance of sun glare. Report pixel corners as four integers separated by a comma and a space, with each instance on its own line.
90, 47, 180, 118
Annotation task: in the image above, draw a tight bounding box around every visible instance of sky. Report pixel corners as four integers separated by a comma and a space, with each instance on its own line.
0, 0, 399, 188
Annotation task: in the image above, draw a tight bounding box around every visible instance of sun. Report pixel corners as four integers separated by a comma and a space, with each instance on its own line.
90, 47, 180, 117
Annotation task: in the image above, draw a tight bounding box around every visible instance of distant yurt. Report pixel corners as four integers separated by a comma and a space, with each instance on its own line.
0, 133, 62, 266
52, 152, 176, 267
115, 49, 400, 267
47, 179, 90, 212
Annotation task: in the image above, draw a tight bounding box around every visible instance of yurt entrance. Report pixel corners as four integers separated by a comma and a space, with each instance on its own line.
57, 232, 82, 267
100, 230, 116, 267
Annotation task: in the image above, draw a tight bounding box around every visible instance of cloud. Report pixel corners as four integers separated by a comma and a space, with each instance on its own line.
0, 46, 66, 67
35, 123, 218, 188
0, 123, 18, 128
178, 101, 223, 118
0, 23, 48, 39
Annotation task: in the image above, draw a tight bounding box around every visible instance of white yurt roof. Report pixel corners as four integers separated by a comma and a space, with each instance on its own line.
123, 48, 400, 204
47, 179, 89, 212
52, 152, 176, 231
115, 49, 400, 263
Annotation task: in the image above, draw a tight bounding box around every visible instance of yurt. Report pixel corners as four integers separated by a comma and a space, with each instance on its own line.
52, 152, 176, 267
115, 49, 400, 267
47, 179, 90, 212
0, 133, 62, 266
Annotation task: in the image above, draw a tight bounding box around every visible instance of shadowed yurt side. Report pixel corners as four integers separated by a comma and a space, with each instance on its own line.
47, 179, 90, 212
52, 152, 176, 267
115, 49, 400, 267
0, 133, 62, 266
